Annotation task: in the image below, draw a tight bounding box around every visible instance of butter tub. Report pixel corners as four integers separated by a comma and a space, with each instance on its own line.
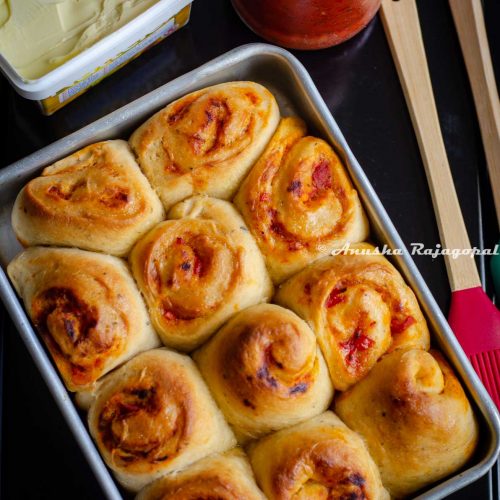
0, 0, 192, 115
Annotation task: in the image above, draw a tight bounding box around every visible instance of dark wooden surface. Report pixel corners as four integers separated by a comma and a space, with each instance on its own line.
1, 0, 499, 498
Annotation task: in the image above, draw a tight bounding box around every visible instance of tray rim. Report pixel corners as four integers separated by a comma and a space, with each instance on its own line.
0, 42, 499, 500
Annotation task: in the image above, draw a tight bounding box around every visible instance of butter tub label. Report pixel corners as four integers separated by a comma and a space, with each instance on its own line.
40, 4, 191, 115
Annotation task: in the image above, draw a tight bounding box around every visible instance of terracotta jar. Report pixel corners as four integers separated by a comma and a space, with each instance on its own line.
232, 0, 381, 50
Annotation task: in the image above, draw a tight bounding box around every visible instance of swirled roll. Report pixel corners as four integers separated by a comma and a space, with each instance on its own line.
136, 449, 265, 500
248, 411, 389, 500
234, 117, 369, 283
7, 247, 160, 392
335, 349, 479, 498
88, 348, 236, 492
129, 81, 280, 210
130, 196, 273, 351
12, 140, 164, 256
275, 244, 430, 390
194, 304, 333, 442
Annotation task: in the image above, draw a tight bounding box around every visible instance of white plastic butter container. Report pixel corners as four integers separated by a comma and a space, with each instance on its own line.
0, 0, 192, 115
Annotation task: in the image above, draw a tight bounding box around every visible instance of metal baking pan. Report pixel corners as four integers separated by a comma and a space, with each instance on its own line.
0, 43, 498, 500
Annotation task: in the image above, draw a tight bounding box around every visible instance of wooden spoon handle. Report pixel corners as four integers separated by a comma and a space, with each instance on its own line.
449, 0, 500, 227
380, 0, 480, 292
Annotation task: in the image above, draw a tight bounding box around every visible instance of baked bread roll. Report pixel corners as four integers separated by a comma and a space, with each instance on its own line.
275, 244, 430, 390
234, 117, 369, 283
136, 449, 265, 500
12, 140, 164, 256
129, 81, 280, 210
335, 349, 479, 497
130, 196, 273, 351
248, 411, 389, 500
7, 247, 160, 392
194, 304, 333, 442
88, 348, 236, 492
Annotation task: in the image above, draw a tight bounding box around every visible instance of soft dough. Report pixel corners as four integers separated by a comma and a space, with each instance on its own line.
12, 140, 164, 256
248, 411, 389, 500
129, 81, 280, 210
194, 303, 333, 442
335, 349, 479, 498
129, 196, 273, 351
136, 449, 265, 500
88, 348, 236, 492
7, 247, 160, 391
234, 117, 369, 283
275, 243, 430, 390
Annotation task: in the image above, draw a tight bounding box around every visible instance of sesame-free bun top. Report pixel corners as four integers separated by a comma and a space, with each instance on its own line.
12, 140, 164, 256
129, 81, 280, 211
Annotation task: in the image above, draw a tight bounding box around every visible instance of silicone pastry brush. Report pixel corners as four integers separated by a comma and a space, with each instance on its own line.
448, 0, 500, 300
381, 0, 500, 408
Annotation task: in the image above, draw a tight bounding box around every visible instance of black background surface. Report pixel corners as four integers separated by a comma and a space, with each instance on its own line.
1, 0, 499, 498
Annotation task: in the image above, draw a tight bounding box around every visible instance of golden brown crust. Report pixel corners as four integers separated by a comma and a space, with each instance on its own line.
275, 244, 430, 390
129, 81, 280, 210
129, 196, 273, 351
11, 140, 164, 256
234, 117, 369, 283
248, 411, 389, 500
7, 247, 160, 391
194, 304, 333, 442
335, 349, 479, 497
88, 349, 236, 492
136, 449, 266, 500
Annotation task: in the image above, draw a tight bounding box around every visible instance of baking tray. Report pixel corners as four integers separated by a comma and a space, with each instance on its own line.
0, 43, 498, 500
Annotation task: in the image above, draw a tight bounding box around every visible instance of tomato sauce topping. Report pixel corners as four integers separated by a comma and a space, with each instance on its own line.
340, 330, 375, 368
312, 160, 332, 190
391, 315, 416, 334
325, 288, 347, 308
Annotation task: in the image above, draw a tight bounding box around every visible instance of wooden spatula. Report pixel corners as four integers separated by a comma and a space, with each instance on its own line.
380, 0, 500, 408
449, 0, 500, 228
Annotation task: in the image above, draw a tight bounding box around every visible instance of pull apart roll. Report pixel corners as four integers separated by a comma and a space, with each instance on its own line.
129, 81, 280, 210
234, 117, 369, 283
275, 243, 430, 390
130, 196, 273, 351
88, 348, 236, 492
248, 411, 389, 500
12, 140, 164, 256
136, 449, 265, 500
7, 247, 160, 392
335, 349, 479, 498
194, 304, 333, 442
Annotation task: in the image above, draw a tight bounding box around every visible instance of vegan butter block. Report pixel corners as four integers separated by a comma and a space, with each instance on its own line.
0, 0, 160, 79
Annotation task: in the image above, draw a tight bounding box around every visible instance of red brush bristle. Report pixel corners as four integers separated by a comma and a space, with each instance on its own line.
469, 350, 500, 409
449, 286, 500, 410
